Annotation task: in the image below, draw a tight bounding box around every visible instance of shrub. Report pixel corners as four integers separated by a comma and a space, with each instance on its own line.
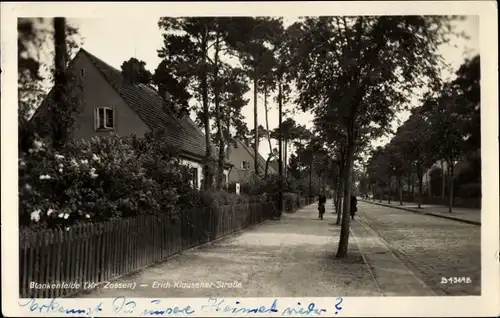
283, 192, 300, 211
456, 182, 481, 198
235, 174, 302, 196
19, 132, 192, 229
199, 190, 248, 207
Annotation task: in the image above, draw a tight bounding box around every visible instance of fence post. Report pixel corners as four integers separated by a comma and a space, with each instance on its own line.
22, 194, 314, 299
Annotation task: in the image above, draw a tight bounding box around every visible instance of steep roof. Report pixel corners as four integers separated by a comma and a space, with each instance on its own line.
79, 49, 208, 160
33, 48, 219, 162
269, 160, 280, 173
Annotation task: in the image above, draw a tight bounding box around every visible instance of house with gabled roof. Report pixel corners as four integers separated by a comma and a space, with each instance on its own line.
31, 48, 230, 189
226, 139, 277, 183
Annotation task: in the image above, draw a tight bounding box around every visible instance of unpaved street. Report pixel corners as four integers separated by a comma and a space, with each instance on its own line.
78, 203, 381, 298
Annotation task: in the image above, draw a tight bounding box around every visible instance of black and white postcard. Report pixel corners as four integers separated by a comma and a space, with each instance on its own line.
2, 1, 498, 317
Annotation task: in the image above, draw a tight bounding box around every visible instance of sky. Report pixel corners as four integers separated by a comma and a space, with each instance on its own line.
39, 15, 479, 160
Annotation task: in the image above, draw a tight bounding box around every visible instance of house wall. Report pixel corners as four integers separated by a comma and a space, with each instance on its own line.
227, 143, 260, 183
180, 159, 203, 190
70, 52, 151, 140
180, 158, 229, 190
52, 52, 229, 189
226, 141, 277, 184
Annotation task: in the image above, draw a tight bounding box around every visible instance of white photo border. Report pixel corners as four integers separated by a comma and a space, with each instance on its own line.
2, 1, 498, 317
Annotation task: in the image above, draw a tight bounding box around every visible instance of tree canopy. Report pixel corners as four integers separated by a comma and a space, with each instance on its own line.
20, 16, 477, 259
365, 54, 480, 212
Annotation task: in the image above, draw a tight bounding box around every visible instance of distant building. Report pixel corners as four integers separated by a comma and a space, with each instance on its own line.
32, 48, 230, 189
226, 140, 277, 183
269, 160, 280, 174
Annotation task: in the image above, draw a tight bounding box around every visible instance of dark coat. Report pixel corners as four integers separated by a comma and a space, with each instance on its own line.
318, 195, 326, 204
350, 195, 357, 214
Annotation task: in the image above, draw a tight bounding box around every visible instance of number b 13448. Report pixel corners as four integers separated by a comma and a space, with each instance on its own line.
440, 277, 472, 284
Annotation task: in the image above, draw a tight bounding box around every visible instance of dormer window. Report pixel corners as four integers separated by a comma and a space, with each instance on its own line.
94, 107, 115, 131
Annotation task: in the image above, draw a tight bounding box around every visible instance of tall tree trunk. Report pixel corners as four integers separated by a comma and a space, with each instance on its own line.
417, 164, 423, 208
214, 35, 224, 190
264, 86, 272, 154
225, 108, 232, 159
379, 184, 383, 203
336, 131, 355, 258
253, 78, 259, 177
52, 17, 67, 150
448, 160, 454, 213
265, 156, 271, 179
201, 29, 213, 190
333, 181, 338, 211
297, 139, 303, 172
333, 168, 339, 213
441, 160, 446, 202
277, 81, 283, 214
407, 169, 412, 202
264, 86, 272, 178
336, 162, 345, 225
217, 141, 225, 189
387, 177, 392, 204
225, 108, 232, 184
398, 177, 403, 205
284, 139, 288, 177
308, 163, 313, 197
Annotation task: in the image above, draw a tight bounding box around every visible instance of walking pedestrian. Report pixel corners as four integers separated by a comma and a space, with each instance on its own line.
350, 195, 357, 220
318, 194, 326, 220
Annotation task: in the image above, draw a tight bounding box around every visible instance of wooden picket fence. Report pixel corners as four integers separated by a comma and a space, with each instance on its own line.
19, 201, 284, 299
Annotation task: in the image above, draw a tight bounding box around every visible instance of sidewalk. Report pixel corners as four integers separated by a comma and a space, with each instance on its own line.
349, 218, 437, 296
359, 199, 481, 225
75, 202, 434, 298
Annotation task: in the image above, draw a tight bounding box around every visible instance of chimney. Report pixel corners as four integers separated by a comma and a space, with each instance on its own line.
158, 84, 171, 103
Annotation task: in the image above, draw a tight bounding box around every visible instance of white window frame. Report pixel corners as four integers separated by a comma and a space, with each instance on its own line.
241, 161, 250, 170
190, 167, 199, 189
94, 107, 115, 131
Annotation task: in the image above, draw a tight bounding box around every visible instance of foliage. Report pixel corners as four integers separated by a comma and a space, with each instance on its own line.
429, 166, 445, 197
157, 17, 217, 189
157, 17, 282, 187
283, 192, 301, 211
19, 132, 198, 229
358, 173, 370, 196
285, 16, 459, 257
18, 18, 46, 122
425, 56, 481, 166
217, 65, 251, 148
18, 18, 83, 154
153, 59, 192, 116
365, 55, 481, 212
197, 190, 254, 207
455, 183, 481, 198
228, 17, 284, 176
121, 58, 153, 85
